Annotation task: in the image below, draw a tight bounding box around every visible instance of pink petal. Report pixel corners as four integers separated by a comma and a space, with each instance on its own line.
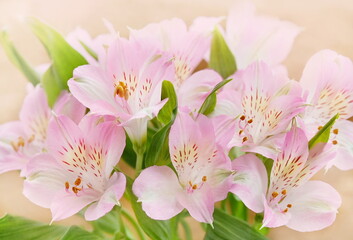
133, 166, 184, 220
53, 91, 86, 124
178, 183, 215, 224
82, 116, 126, 176
263, 197, 291, 228
226, 1, 301, 69
19, 85, 51, 142
329, 120, 353, 170
85, 172, 126, 221
300, 50, 353, 120
46, 115, 84, 163
230, 154, 267, 213
178, 69, 222, 112
269, 127, 309, 195
285, 181, 341, 232
23, 154, 67, 208
50, 189, 98, 222
68, 65, 122, 117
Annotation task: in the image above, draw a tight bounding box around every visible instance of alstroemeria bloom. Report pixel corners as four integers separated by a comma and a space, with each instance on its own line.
23, 115, 126, 221
225, 1, 300, 71
0, 85, 85, 174
231, 127, 341, 232
212, 61, 304, 158
68, 38, 175, 146
133, 111, 231, 223
130, 18, 224, 112
299, 49, 353, 170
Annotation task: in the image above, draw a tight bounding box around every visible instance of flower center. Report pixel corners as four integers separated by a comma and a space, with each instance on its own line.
114, 81, 129, 100
10, 135, 34, 152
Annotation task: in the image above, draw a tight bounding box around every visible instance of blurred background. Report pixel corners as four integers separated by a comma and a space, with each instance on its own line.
0, 0, 353, 239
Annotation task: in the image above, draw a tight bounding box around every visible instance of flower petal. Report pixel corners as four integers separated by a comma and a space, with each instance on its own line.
53, 91, 86, 124
231, 154, 267, 213
133, 166, 184, 220
85, 172, 126, 221
226, 1, 301, 69
285, 181, 341, 232
178, 183, 215, 224
178, 69, 222, 112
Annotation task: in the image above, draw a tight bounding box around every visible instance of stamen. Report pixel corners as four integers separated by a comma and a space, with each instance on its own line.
281, 189, 287, 195
192, 184, 198, 190
332, 140, 338, 145
333, 129, 339, 135
202, 176, 207, 182
240, 115, 246, 121
10, 141, 19, 152
18, 137, 25, 147
242, 137, 248, 143
283, 208, 288, 213
74, 177, 81, 186
272, 192, 279, 198
318, 126, 323, 130
247, 119, 253, 124
65, 181, 70, 190
114, 81, 129, 100
72, 186, 82, 194
238, 130, 243, 135
287, 204, 292, 208
27, 135, 35, 143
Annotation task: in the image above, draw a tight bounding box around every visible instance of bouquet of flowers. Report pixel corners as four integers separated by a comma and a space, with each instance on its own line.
0, 1, 350, 239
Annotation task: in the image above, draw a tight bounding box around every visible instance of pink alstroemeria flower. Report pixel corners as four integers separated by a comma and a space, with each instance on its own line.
225, 1, 301, 71
23, 115, 126, 222
0, 85, 85, 174
299, 49, 353, 170
130, 17, 224, 112
212, 61, 304, 158
133, 111, 231, 224
68, 38, 175, 147
231, 127, 341, 232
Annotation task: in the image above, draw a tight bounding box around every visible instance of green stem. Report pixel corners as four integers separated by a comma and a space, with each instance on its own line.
121, 209, 146, 240
180, 219, 192, 240
135, 150, 144, 175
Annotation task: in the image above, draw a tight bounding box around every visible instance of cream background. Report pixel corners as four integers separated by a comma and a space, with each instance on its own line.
0, 0, 353, 239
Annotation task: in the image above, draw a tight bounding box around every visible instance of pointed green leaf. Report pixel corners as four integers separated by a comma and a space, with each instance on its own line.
157, 80, 178, 125
28, 18, 88, 105
308, 113, 339, 149
144, 122, 172, 168
0, 30, 40, 85
126, 177, 171, 240
209, 28, 237, 79
198, 78, 232, 115
91, 207, 122, 237
204, 209, 268, 240
0, 215, 102, 240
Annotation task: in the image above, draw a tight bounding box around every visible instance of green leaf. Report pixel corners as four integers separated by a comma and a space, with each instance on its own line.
126, 177, 171, 240
198, 78, 232, 115
91, 207, 122, 237
122, 134, 137, 168
0, 30, 40, 85
209, 28, 237, 79
157, 80, 178, 125
144, 122, 172, 168
28, 18, 88, 106
61, 226, 103, 240
41, 65, 63, 106
308, 113, 339, 149
0, 215, 102, 240
204, 209, 268, 240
